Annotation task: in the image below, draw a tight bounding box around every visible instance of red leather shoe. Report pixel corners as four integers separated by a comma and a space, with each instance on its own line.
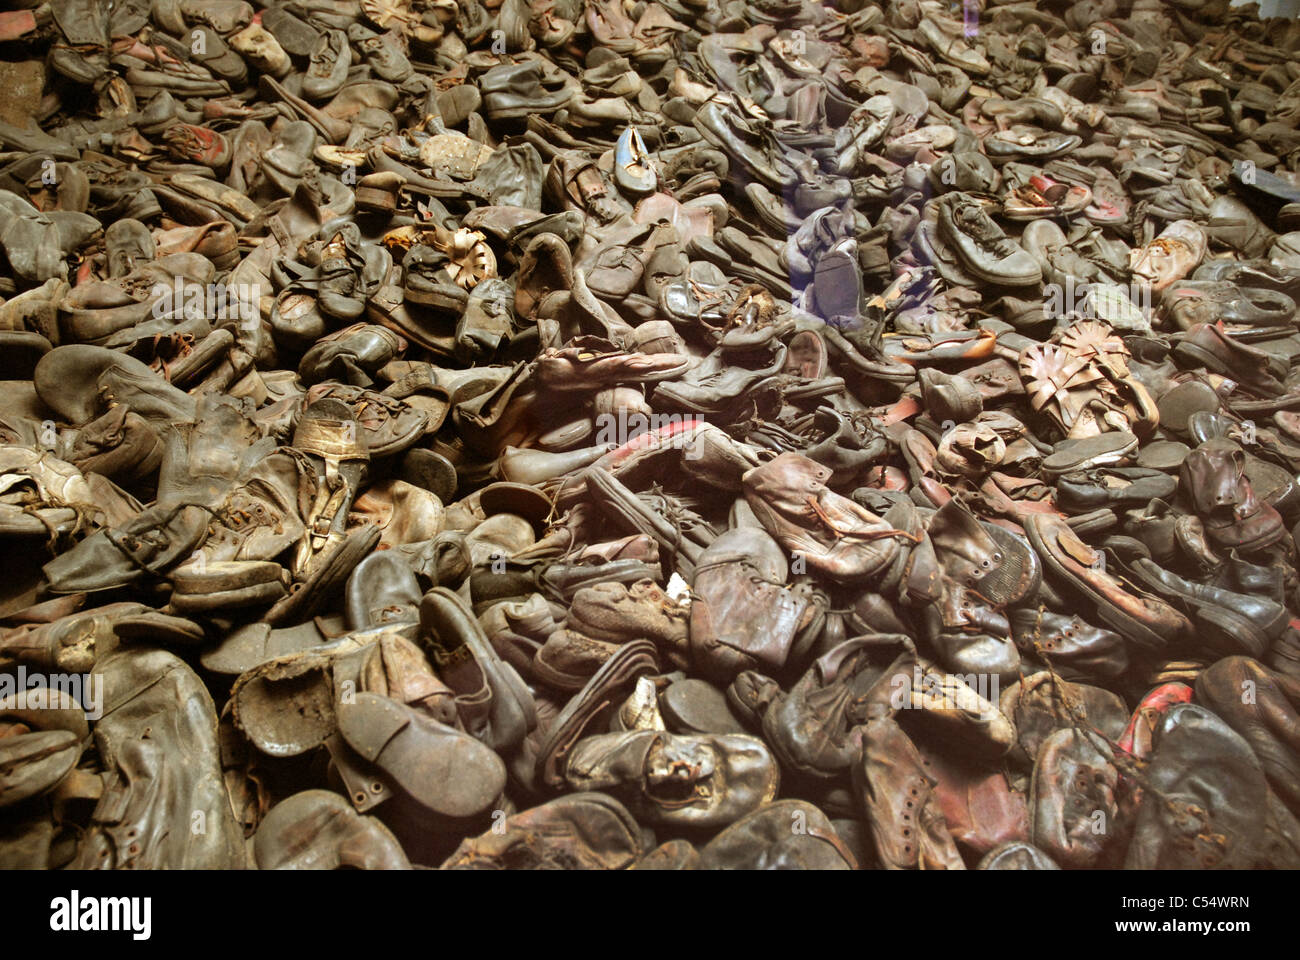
1117, 682, 1194, 760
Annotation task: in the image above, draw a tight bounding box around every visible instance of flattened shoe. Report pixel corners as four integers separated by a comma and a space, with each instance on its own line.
0, 729, 80, 810
1196, 657, 1300, 813
563, 729, 780, 828
441, 792, 646, 870
1125, 703, 1298, 869
337, 692, 506, 819
534, 639, 659, 789
34, 344, 196, 429
1028, 726, 1120, 868
698, 799, 858, 869
1024, 513, 1191, 650
977, 841, 1060, 870
254, 789, 410, 870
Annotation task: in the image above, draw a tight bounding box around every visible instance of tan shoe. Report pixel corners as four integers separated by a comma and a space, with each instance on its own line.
1130, 218, 1206, 292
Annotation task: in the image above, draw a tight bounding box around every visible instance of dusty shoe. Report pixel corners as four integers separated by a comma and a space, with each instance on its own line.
337, 692, 506, 819
563, 729, 779, 828
71, 648, 244, 868
442, 792, 646, 869
566, 579, 688, 659
1130, 219, 1207, 293
743, 452, 915, 583
254, 790, 410, 869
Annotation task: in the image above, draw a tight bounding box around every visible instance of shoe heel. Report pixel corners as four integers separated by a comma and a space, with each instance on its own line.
1197, 606, 1270, 660
1172, 339, 1227, 375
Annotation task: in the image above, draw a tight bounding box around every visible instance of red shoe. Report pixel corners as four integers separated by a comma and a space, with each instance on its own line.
1117, 682, 1194, 760
0, 10, 37, 43
162, 124, 233, 171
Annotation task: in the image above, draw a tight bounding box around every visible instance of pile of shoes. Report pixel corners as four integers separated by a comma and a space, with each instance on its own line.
4, 0, 1300, 871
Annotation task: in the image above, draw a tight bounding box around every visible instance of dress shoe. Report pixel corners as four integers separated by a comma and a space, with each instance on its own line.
1025, 513, 1192, 649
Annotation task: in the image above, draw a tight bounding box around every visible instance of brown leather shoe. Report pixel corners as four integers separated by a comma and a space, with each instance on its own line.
999, 671, 1130, 768
1130, 219, 1206, 292
690, 526, 813, 683
536, 336, 690, 392
743, 452, 916, 583
534, 639, 659, 788
441, 792, 646, 869
566, 578, 688, 649
1125, 703, 1298, 868
1010, 608, 1129, 683
533, 628, 623, 692
915, 740, 1029, 858
1025, 513, 1193, 649
736, 633, 915, 779
254, 789, 410, 869
1196, 656, 1300, 814
851, 717, 966, 870
563, 729, 779, 827
698, 799, 858, 869
337, 692, 506, 819
1174, 322, 1288, 397
66, 405, 163, 483
1181, 438, 1287, 554
1028, 727, 1120, 868
419, 586, 537, 753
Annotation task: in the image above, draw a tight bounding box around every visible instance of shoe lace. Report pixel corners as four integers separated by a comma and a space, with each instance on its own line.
953, 202, 1018, 257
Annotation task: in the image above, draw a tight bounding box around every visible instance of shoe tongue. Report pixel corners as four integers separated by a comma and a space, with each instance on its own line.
955, 201, 1011, 249
815, 633, 914, 688
644, 734, 715, 796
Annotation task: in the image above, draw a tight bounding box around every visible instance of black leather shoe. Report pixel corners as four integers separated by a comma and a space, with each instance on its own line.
1121, 554, 1288, 659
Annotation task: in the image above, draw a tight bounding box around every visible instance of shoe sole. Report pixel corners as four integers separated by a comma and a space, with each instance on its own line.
1041, 433, 1139, 476
1172, 338, 1229, 376
1196, 605, 1271, 660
